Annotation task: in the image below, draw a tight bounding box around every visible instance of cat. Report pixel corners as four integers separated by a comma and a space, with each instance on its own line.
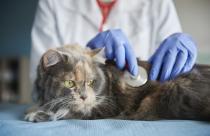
25, 44, 210, 122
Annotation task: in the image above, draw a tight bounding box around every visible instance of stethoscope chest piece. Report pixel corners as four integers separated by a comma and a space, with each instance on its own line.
122, 66, 148, 87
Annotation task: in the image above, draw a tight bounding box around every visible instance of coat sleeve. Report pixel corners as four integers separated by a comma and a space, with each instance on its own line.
149, 0, 182, 56
30, 0, 61, 84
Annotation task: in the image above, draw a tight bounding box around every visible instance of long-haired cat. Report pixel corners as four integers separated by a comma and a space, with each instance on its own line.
25, 45, 210, 122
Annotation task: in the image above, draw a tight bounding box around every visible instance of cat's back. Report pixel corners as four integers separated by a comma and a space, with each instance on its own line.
188, 64, 210, 94
177, 64, 210, 91
161, 64, 210, 120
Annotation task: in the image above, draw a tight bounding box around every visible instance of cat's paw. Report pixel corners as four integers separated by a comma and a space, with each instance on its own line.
24, 110, 53, 122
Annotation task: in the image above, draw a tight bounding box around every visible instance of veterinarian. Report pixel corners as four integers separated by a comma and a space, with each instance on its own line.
30, 0, 197, 83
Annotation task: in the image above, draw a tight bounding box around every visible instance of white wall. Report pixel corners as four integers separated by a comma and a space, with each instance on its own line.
174, 0, 210, 64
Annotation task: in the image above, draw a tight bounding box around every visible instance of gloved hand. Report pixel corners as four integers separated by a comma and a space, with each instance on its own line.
149, 33, 197, 82
87, 29, 138, 76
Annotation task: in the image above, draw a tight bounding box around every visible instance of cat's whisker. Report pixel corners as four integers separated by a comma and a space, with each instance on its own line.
41, 96, 71, 106
52, 98, 73, 109
43, 99, 67, 109
41, 96, 74, 112
57, 101, 72, 108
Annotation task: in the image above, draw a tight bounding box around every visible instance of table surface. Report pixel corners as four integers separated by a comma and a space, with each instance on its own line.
0, 103, 210, 136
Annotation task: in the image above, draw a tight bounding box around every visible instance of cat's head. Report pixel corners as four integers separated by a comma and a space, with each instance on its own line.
37, 45, 108, 115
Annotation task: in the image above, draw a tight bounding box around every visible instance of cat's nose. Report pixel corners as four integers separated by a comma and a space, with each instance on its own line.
80, 95, 87, 100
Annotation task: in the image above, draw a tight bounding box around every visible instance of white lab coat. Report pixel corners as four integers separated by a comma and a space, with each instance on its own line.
30, 0, 182, 83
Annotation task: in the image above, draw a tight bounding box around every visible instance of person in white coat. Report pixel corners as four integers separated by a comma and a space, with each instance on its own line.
30, 0, 197, 84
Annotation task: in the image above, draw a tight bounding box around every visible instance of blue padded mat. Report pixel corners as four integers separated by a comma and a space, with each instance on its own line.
0, 103, 210, 136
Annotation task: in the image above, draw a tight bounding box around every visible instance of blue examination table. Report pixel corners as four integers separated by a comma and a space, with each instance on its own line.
0, 103, 210, 136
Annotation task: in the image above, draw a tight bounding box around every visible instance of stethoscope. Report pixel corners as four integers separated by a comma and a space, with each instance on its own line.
96, 0, 117, 32
96, 0, 148, 87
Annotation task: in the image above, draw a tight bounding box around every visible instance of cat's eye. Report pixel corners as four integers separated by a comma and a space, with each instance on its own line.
87, 80, 95, 87
64, 80, 75, 88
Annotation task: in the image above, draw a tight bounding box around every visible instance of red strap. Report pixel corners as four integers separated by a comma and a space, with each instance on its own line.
96, 0, 117, 32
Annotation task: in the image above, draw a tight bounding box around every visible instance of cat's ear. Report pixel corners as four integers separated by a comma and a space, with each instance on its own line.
42, 49, 63, 69
85, 48, 102, 57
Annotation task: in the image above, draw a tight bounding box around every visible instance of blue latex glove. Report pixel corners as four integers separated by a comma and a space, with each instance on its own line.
87, 29, 138, 76
149, 33, 197, 82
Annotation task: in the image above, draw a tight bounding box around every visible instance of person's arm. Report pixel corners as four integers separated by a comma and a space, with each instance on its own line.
30, 0, 60, 83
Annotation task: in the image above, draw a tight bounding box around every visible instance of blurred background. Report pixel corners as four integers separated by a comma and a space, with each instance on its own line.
0, 0, 210, 104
